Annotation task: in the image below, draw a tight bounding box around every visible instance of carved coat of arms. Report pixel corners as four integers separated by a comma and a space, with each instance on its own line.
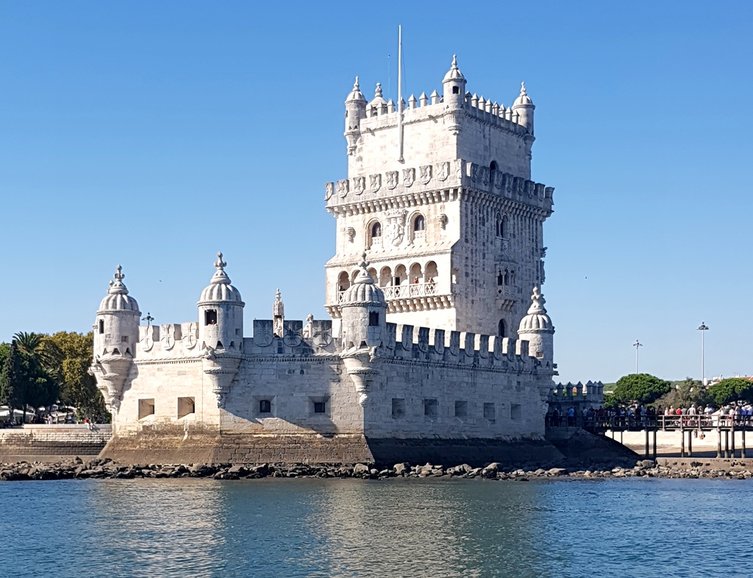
385, 209, 407, 247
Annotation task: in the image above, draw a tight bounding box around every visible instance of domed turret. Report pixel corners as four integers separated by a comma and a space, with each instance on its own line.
344, 76, 367, 155
517, 286, 554, 362
90, 265, 141, 414
198, 252, 244, 352
340, 254, 386, 350
368, 82, 388, 114
442, 54, 467, 109
512, 81, 535, 134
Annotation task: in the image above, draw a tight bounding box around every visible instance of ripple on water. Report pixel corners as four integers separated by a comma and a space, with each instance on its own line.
1, 477, 751, 577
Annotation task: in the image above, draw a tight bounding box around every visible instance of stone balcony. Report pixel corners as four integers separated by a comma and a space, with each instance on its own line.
328, 281, 453, 317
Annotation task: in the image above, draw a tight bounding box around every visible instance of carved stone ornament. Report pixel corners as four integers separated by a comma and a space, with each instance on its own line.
161, 324, 175, 351
324, 182, 334, 200
385, 209, 407, 247
369, 173, 381, 193
471, 164, 479, 183
403, 168, 415, 188
353, 176, 365, 195
254, 323, 274, 347
419, 165, 432, 185
184, 322, 198, 349
346, 227, 356, 242
386, 171, 399, 190
141, 331, 154, 353
437, 161, 450, 181
337, 179, 349, 198
314, 329, 333, 348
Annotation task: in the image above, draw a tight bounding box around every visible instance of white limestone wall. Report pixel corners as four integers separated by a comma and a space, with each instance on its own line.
364, 361, 547, 439
221, 356, 363, 435
115, 358, 217, 434
457, 112, 532, 179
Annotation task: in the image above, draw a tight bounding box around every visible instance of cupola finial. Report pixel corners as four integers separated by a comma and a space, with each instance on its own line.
214, 252, 226, 270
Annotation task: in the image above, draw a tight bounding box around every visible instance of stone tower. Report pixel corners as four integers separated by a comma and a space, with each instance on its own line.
325, 56, 554, 339
90, 265, 140, 413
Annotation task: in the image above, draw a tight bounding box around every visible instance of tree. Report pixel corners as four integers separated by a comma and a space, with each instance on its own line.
46, 331, 109, 422
707, 378, 753, 406
612, 373, 671, 405
655, 377, 710, 409
0, 333, 59, 420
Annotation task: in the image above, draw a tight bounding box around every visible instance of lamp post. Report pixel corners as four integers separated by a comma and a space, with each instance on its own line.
633, 339, 643, 374
697, 322, 709, 386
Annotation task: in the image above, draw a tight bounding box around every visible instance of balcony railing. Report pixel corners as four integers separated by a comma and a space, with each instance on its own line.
338, 281, 438, 303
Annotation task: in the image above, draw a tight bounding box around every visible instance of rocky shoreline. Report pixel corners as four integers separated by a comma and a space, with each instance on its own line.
2, 457, 753, 481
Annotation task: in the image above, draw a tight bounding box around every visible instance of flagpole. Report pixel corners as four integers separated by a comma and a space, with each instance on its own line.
397, 25, 404, 163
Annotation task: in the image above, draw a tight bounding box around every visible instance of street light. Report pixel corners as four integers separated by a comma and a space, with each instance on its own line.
633, 339, 643, 374
697, 321, 709, 385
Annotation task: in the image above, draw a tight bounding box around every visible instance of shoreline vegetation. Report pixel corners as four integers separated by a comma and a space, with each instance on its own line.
3, 457, 753, 482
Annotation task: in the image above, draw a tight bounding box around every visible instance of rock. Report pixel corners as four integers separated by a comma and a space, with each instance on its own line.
547, 467, 568, 476
393, 462, 410, 476
353, 463, 370, 476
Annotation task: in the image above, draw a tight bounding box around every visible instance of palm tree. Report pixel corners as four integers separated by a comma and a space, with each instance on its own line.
6, 332, 60, 421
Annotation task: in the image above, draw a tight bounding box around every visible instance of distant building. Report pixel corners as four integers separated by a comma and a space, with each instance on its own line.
90, 57, 560, 464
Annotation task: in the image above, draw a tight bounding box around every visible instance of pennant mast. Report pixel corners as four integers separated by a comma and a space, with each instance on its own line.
397, 25, 404, 163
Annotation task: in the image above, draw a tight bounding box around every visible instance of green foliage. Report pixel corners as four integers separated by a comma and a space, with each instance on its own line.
707, 378, 753, 406
655, 377, 710, 409
46, 332, 109, 422
612, 373, 671, 405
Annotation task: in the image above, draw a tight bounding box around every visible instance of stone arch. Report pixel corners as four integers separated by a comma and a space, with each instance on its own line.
367, 219, 382, 249
350, 269, 360, 283
379, 266, 392, 287
409, 263, 422, 284
338, 271, 351, 292
498, 319, 507, 337
424, 260, 438, 283
394, 264, 408, 286
367, 267, 377, 282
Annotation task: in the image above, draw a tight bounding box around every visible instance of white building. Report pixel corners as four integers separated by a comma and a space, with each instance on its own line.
90, 57, 559, 465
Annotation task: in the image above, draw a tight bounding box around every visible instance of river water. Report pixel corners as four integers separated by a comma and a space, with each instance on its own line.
1, 478, 748, 577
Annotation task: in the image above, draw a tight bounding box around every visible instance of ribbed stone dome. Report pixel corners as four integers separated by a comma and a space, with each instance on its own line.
512, 81, 534, 107
98, 266, 140, 313
198, 252, 243, 304
518, 287, 553, 333
342, 258, 386, 307
346, 76, 366, 103
442, 54, 465, 83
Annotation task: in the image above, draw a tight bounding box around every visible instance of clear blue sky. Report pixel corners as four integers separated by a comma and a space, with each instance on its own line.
1, 1, 751, 384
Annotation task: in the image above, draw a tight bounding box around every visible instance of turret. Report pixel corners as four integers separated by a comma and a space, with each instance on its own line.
197, 252, 244, 353
339, 254, 387, 405
90, 265, 141, 413
517, 286, 554, 364
344, 76, 367, 155
340, 254, 387, 350
512, 81, 535, 134
272, 288, 284, 338
442, 54, 467, 109
197, 252, 245, 408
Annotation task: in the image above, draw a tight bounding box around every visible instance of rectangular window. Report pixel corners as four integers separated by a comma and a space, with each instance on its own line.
121, 336, 129, 343
177, 397, 195, 419
138, 398, 155, 420
424, 398, 438, 418
98, 319, 104, 334
484, 402, 496, 421
511, 404, 522, 421
259, 399, 272, 414
454, 400, 468, 418
314, 401, 326, 414
204, 310, 217, 325
392, 398, 405, 418
368, 311, 379, 326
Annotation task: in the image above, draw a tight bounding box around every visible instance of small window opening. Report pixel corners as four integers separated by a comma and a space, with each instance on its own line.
497, 273, 504, 286
177, 397, 195, 419
138, 398, 155, 420
484, 402, 496, 421
369, 311, 379, 326
414, 214, 425, 231
452, 86, 459, 94
121, 336, 129, 343
392, 398, 405, 418
314, 401, 326, 414
204, 310, 217, 325
498, 319, 507, 337
371, 222, 382, 237
98, 320, 104, 334
511, 404, 522, 420
455, 400, 468, 418
259, 399, 272, 414
424, 398, 438, 418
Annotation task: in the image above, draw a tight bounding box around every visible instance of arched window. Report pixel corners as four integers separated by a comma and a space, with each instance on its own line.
498, 319, 507, 337
379, 266, 392, 287
496, 212, 507, 238
413, 214, 425, 231
371, 222, 382, 237
424, 261, 438, 283
409, 263, 422, 284
338, 271, 350, 292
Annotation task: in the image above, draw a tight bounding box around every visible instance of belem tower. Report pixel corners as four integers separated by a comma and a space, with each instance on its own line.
90, 56, 560, 465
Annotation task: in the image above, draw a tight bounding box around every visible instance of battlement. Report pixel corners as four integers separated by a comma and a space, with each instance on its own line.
248, 319, 336, 355
325, 159, 553, 214
374, 322, 552, 374
549, 381, 605, 405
